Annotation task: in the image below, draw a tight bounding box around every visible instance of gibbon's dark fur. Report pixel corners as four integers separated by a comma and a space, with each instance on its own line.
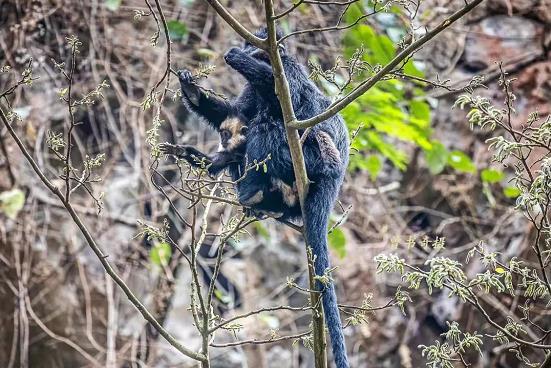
177, 29, 350, 367
225, 28, 350, 368
159, 112, 248, 178
169, 74, 299, 217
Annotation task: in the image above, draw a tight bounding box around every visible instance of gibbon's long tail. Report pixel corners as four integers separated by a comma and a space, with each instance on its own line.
304, 183, 349, 368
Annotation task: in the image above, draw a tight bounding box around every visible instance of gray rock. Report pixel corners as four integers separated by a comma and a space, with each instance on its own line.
463, 16, 544, 71
487, 0, 551, 23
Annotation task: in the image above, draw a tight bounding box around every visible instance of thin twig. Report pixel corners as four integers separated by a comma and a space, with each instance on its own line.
211, 330, 311, 347
209, 305, 312, 333
203, 0, 264, 48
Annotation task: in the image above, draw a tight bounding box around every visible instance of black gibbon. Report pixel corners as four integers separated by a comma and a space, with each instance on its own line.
160, 105, 298, 217
175, 27, 350, 367
224, 28, 350, 368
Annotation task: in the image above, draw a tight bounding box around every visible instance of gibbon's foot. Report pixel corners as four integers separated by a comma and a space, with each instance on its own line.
239, 190, 264, 206
261, 210, 284, 219
243, 208, 267, 220
243, 208, 284, 220
243, 207, 255, 219
282, 183, 298, 207
159, 142, 189, 158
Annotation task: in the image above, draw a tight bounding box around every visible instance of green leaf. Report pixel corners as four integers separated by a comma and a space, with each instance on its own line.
341, 18, 435, 177
481, 168, 505, 184
196, 48, 217, 60
214, 289, 232, 304
104, 0, 121, 11
328, 228, 346, 259
365, 131, 408, 170
149, 242, 172, 267
363, 155, 382, 181
403, 59, 424, 78
343, 24, 395, 64
167, 20, 188, 41
409, 100, 431, 128
254, 222, 270, 240
424, 142, 448, 175
447, 151, 476, 173
0, 189, 25, 219
503, 186, 521, 198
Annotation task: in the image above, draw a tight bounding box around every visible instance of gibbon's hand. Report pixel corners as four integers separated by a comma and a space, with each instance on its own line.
177, 69, 201, 106
159, 142, 191, 159
223, 47, 243, 65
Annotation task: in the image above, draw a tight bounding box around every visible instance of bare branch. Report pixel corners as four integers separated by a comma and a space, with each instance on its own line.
203, 0, 265, 48
211, 330, 311, 347
209, 305, 312, 333
273, 0, 305, 20
279, 6, 379, 43
0, 107, 207, 363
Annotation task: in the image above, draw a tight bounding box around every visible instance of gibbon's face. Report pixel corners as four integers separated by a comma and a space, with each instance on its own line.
219, 117, 248, 151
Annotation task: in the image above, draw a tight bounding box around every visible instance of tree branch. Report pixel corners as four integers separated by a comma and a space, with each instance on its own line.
0, 107, 207, 363
290, 0, 485, 129
264, 1, 327, 366
203, 0, 265, 48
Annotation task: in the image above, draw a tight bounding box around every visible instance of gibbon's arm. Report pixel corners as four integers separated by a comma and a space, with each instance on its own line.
207, 151, 242, 176
159, 143, 212, 167
224, 48, 275, 91
178, 70, 230, 129
159, 143, 239, 177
